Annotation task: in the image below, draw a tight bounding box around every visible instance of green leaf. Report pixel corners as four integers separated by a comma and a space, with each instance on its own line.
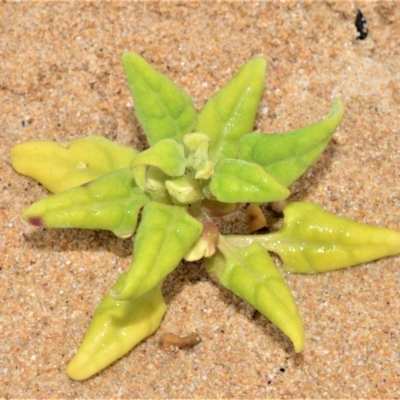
122, 52, 198, 146
194, 58, 267, 162
11, 136, 139, 193
205, 238, 305, 352
22, 168, 150, 238
67, 274, 166, 381
112, 202, 203, 300
263, 202, 400, 273
183, 133, 214, 179
130, 138, 186, 190
209, 159, 290, 203
184, 219, 220, 261
239, 99, 344, 187
165, 176, 203, 205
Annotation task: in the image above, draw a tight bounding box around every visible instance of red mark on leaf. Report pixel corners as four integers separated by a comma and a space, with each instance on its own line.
29, 216, 44, 227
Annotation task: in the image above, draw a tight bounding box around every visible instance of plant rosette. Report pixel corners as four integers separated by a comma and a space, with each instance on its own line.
11, 52, 400, 381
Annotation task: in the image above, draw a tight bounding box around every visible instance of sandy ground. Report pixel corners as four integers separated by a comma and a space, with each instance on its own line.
1, 1, 400, 398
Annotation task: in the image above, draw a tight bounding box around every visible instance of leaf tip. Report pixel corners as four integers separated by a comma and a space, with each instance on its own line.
66, 352, 97, 381
27, 216, 44, 227
292, 331, 305, 353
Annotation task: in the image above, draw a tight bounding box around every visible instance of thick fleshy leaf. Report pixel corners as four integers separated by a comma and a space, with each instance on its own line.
23, 168, 150, 238
209, 159, 290, 203
239, 99, 344, 187
263, 202, 400, 273
183, 133, 214, 179
67, 274, 166, 381
183, 132, 210, 153
112, 202, 202, 300
194, 58, 267, 162
165, 176, 203, 205
205, 238, 305, 352
11, 136, 139, 193
143, 166, 172, 204
122, 52, 198, 146
130, 138, 186, 190
184, 219, 220, 261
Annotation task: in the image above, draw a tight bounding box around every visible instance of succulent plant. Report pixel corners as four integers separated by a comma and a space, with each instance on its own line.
11, 52, 400, 380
